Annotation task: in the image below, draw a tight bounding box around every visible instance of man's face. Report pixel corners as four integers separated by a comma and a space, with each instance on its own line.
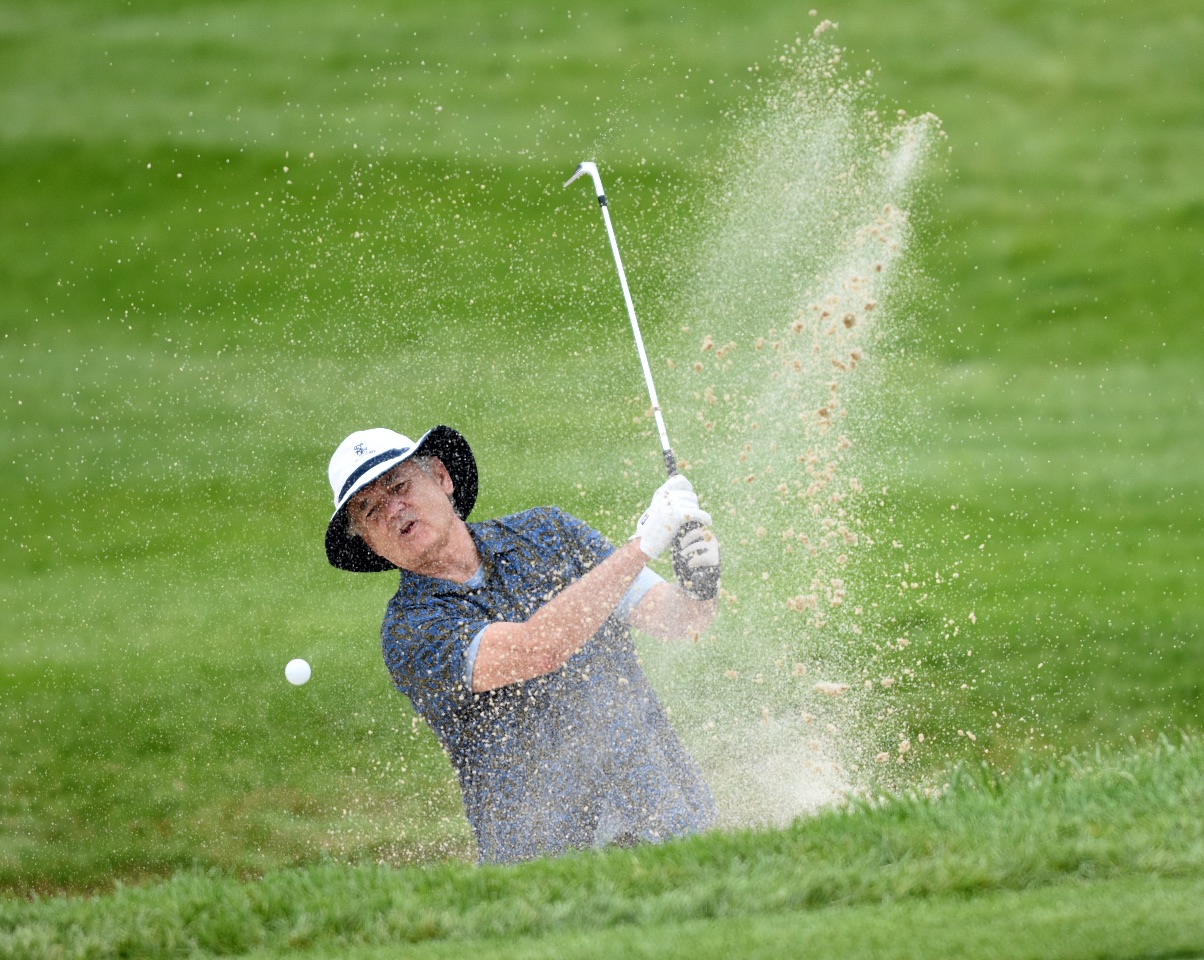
346, 458, 460, 575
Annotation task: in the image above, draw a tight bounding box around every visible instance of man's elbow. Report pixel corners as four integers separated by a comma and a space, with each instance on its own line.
654, 595, 717, 641
681, 597, 718, 636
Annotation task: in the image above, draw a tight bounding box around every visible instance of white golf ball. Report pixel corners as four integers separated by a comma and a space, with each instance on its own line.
285, 658, 311, 686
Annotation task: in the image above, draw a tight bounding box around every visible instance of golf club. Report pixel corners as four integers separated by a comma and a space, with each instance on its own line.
565, 161, 719, 600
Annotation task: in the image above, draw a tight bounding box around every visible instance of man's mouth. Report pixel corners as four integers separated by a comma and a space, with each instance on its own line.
398, 519, 417, 538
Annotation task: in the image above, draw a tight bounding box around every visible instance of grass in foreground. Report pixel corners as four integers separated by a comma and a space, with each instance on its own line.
332, 877, 1204, 960
2, 735, 1200, 960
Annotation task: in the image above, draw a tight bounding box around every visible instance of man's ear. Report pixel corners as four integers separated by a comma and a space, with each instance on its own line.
431, 458, 454, 495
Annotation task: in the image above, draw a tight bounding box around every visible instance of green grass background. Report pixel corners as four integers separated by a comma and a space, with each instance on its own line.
1, 0, 1201, 954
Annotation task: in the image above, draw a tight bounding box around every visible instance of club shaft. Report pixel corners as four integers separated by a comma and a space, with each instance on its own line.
568, 163, 678, 477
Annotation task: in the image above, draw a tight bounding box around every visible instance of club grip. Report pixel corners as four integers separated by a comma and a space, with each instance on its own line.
671, 520, 720, 601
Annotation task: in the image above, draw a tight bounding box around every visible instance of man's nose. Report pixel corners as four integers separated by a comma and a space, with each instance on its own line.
383, 489, 409, 515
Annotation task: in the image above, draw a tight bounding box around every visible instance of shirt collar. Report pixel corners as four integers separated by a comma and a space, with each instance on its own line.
469, 519, 516, 559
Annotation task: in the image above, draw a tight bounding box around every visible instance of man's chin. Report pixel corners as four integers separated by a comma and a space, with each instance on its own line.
387, 530, 435, 573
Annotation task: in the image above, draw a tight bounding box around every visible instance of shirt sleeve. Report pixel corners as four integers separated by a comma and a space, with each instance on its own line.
463, 626, 488, 687
381, 592, 489, 707
615, 567, 665, 622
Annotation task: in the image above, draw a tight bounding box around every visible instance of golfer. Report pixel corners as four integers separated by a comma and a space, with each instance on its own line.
325, 424, 721, 863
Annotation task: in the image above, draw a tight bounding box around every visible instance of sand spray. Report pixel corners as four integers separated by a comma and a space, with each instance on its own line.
639, 26, 946, 826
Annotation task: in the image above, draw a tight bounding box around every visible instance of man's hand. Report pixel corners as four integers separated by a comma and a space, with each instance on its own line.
671, 524, 721, 600
632, 475, 712, 560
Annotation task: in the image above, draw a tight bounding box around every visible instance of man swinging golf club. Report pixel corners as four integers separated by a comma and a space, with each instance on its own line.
325, 425, 722, 863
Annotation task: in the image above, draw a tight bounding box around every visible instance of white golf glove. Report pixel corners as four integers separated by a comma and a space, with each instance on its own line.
632, 475, 712, 560
671, 524, 721, 601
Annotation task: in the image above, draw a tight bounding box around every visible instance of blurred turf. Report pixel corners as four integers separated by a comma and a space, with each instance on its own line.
4, 737, 1201, 959
1, 0, 1201, 891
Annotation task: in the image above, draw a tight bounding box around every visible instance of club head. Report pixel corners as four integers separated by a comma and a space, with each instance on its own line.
564, 161, 604, 196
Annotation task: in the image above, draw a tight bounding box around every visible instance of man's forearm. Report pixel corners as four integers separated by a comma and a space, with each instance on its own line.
628, 581, 717, 641
471, 539, 650, 692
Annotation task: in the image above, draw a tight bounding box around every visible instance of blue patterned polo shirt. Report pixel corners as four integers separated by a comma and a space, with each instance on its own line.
380, 506, 716, 863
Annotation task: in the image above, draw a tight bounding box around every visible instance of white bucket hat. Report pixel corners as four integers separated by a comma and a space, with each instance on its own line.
324, 425, 477, 572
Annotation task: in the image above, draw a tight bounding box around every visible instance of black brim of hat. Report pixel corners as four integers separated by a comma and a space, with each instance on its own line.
325, 425, 478, 573
417, 424, 478, 522
325, 524, 397, 572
